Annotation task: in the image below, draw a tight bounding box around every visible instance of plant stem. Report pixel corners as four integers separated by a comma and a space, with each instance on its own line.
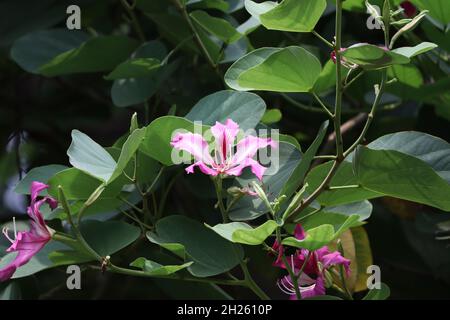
287, 160, 341, 222
213, 177, 229, 223
119, 196, 144, 214
312, 92, 334, 119
213, 176, 270, 300
77, 185, 106, 224
120, 0, 146, 42
312, 30, 334, 49
314, 155, 337, 160
58, 186, 104, 262
344, 69, 365, 90
295, 251, 312, 283
171, 0, 218, 71
334, 0, 344, 160
106, 263, 246, 286
287, 0, 352, 222
327, 184, 360, 190
144, 166, 164, 196
277, 228, 301, 300
344, 70, 387, 157
240, 259, 270, 300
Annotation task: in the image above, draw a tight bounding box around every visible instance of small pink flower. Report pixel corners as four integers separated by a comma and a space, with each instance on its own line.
330, 48, 346, 64
0, 182, 57, 282
171, 119, 276, 180
273, 225, 351, 299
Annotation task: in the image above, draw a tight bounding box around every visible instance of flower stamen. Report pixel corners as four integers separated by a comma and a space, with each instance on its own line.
2, 227, 14, 244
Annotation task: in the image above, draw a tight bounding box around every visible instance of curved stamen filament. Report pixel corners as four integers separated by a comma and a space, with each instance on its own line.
277, 278, 296, 295
13, 217, 17, 238
2, 217, 18, 243
2, 227, 14, 243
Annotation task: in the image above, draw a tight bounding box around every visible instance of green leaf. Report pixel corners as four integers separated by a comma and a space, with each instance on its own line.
10, 29, 89, 74
195, 25, 223, 64
363, 282, 391, 300
313, 60, 338, 94
351, 226, 374, 292
46, 166, 124, 204
0, 282, 21, 300
206, 220, 279, 245
305, 161, 381, 206
111, 41, 175, 107
235, 46, 322, 92
391, 42, 438, 58
47, 168, 106, 200
48, 250, 92, 266
229, 142, 302, 221
284, 214, 360, 251
140, 116, 203, 166
146, 215, 243, 277
390, 10, 428, 45
187, 0, 230, 12
280, 120, 329, 200
318, 200, 373, 222
282, 224, 335, 251
297, 202, 371, 234
342, 44, 410, 69
261, 109, 282, 124
130, 258, 193, 276
38, 36, 139, 76
14, 164, 67, 195
109, 128, 146, 183
245, 0, 327, 32
190, 10, 242, 44
185, 90, 266, 131
105, 58, 161, 80
354, 146, 450, 211
353, 131, 450, 183
80, 220, 140, 257
410, 0, 450, 24
67, 130, 117, 182
136, 151, 162, 186
225, 47, 280, 91
145, 13, 197, 52
387, 64, 423, 88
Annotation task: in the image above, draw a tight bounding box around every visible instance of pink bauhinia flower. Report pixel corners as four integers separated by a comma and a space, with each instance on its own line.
273, 225, 351, 299
171, 119, 276, 180
0, 181, 57, 282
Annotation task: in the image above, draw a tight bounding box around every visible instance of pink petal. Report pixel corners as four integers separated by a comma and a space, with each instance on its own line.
321, 251, 351, 276
211, 119, 239, 163
30, 181, 49, 203
171, 132, 214, 165
0, 230, 50, 282
0, 265, 17, 282
226, 157, 267, 180
0, 181, 53, 282
185, 161, 218, 177
294, 224, 306, 240
232, 135, 277, 165
28, 197, 57, 227
299, 274, 326, 298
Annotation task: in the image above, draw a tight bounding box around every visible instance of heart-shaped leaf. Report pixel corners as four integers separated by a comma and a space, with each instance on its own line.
206, 220, 279, 245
